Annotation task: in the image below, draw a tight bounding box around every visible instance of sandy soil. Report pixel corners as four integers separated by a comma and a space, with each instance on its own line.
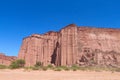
0, 69, 120, 80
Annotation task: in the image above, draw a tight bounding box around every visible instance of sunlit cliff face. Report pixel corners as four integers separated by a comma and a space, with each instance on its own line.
18, 24, 120, 67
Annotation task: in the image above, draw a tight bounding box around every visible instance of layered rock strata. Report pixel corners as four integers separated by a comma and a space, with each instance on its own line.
18, 24, 120, 67
0, 53, 17, 66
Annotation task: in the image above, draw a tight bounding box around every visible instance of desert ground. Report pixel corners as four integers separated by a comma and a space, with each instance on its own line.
0, 69, 120, 80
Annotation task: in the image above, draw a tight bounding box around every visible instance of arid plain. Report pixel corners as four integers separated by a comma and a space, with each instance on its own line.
0, 69, 120, 80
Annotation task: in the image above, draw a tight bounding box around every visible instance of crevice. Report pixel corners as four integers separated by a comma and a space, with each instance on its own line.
51, 42, 59, 64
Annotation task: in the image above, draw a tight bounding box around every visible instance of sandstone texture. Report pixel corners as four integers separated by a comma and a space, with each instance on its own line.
0, 53, 17, 66
18, 24, 120, 67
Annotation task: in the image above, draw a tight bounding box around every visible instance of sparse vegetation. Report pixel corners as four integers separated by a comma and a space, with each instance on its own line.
32, 66, 40, 70
30, 61, 43, 70
54, 67, 62, 71
0, 64, 7, 69
60, 66, 70, 71
114, 68, 120, 72
42, 66, 48, 71
47, 64, 53, 68
9, 59, 25, 69
34, 62, 42, 67
5, 60, 120, 72
29, 64, 120, 72
70, 64, 80, 71
24, 66, 32, 70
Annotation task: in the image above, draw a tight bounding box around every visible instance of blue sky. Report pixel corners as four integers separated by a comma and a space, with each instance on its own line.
0, 0, 120, 56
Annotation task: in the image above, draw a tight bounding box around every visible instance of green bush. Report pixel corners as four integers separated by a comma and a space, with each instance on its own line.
71, 64, 79, 68
47, 64, 53, 68
9, 62, 19, 69
70, 64, 79, 71
32, 66, 40, 70
72, 68, 77, 71
46, 64, 55, 70
114, 68, 120, 72
54, 67, 62, 71
79, 67, 87, 71
34, 62, 42, 67
42, 67, 48, 71
60, 66, 70, 71
0, 65, 7, 69
64, 67, 70, 71
16, 59, 25, 67
9, 59, 25, 69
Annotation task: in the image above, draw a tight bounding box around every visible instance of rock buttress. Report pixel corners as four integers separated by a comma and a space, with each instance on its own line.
56, 24, 78, 66
18, 33, 58, 66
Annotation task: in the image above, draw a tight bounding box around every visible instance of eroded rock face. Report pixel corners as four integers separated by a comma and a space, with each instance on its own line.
18, 24, 120, 67
0, 53, 17, 66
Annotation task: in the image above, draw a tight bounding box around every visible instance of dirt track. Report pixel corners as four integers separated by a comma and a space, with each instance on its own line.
0, 69, 120, 80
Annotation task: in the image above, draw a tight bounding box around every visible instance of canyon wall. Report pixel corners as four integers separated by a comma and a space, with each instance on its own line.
18, 24, 120, 67
0, 53, 17, 66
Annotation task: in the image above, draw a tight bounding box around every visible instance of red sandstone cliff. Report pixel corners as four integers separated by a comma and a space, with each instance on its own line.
0, 53, 17, 66
18, 24, 120, 67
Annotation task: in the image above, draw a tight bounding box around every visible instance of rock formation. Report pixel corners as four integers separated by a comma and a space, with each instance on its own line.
0, 53, 17, 66
18, 24, 120, 67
